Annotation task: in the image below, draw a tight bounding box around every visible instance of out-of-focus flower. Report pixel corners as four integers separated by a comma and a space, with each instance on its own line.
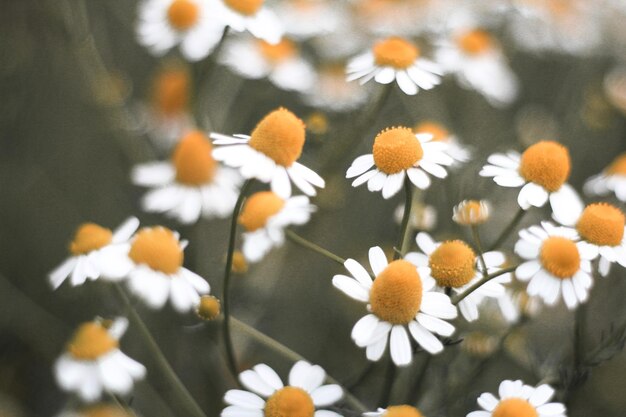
364, 405, 425, 417
453, 200, 491, 225
584, 152, 626, 202
461, 331, 499, 357
222, 361, 343, 417
515, 222, 595, 310
275, 0, 345, 40
303, 63, 369, 112
346, 127, 453, 199
347, 37, 442, 96
413, 121, 471, 165
196, 295, 221, 320
394, 201, 437, 231
239, 191, 315, 262
211, 108, 325, 198
480, 141, 583, 226
58, 404, 135, 417
231, 251, 249, 273
132, 131, 242, 224
333, 246, 457, 365
467, 379, 566, 417
54, 318, 146, 402
604, 67, 626, 116
305, 112, 328, 135
126, 226, 211, 312
49, 218, 139, 290
353, 0, 436, 37
214, 0, 283, 44
220, 36, 315, 92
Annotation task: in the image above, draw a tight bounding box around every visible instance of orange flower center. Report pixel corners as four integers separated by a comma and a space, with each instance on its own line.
372, 127, 423, 174
152, 67, 190, 115
129, 227, 184, 274
373, 37, 419, 69
606, 153, 626, 175
81, 405, 133, 417
457, 29, 493, 55
258, 39, 297, 63
196, 295, 221, 320
453, 200, 490, 225
67, 322, 118, 360
264, 387, 315, 417
540, 236, 580, 278
224, 0, 264, 15
519, 141, 571, 192
576, 203, 625, 247
428, 240, 476, 288
413, 121, 450, 142
69, 223, 113, 255
172, 131, 217, 185
248, 108, 306, 167
370, 260, 423, 324
239, 191, 285, 232
167, 0, 200, 30
385, 405, 424, 417
492, 398, 538, 417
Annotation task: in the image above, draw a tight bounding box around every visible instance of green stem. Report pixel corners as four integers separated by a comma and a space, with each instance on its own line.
488, 207, 527, 251
405, 354, 432, 405
286, 229, 345, 265
395, 178, 414, 260
471, 225, 488, 277
574, 302, 587, 367
453, 266, 517, 305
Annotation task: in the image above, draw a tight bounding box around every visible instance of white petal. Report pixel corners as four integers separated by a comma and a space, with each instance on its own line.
310, 384, 343, 407
536, 403, 566, 415
288, 361, 325, 392
390, 325, 412, 366
396, 71, 418, 95
516, 261, 541, 281
49, 257, 78, 289
332, 275, 369, 302
344, 259, 373, 288
239, 370, 276, 397
346, 154, 375, 178
253, 364, 284, 390
420, 292, 457, 319
224, 390, 265, 409
352, 314, 380, 347
407, 168, 431, 189
550, 184, 584, 226
367, 171, 387, 192
112, 217, 140, 242
529, 384, 554, 406
221, 405, 264, 417
368, 246, 388, 276
477, 392, 499, 411
408, 321, 443, 354
375, 67, 395, 84
365, 335, 388, 361
382, 171, 405, 199
416, 313, 455, 337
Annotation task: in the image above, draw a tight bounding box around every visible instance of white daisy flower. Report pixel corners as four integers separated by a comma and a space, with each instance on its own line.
238, 191, 315, 262
468, 379, 566, 417
515, 221, 595, 310
211, 107, 325, 198
302, 63, 370, 112
49, 217, 139, 290
346, 36, 442, 96
275, 0, 345, 40
54, 318, 146, 402
405, 232, 511, 322
364, 405, 425, 417
394, 201, 437, 231
584, 153, 626, 202
479, 140, 583, 226
214, 0, 283, 44
222, 360, 343, 417
126, 226, 211, 312
346, 127, 454, 199
333, 246, 458, 366
132, 131, 242, 224
136, 0, 226, 61
413, 121, 471, 165
452, 199, 491, 226
219, 36, 315, 92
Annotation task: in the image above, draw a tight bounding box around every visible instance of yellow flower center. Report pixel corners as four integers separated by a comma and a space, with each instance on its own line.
428, 240, 476, 288
232, 251, 249, 273
224, 0, 264, 15
152, 67, 190, 115
519, 141, 571, 192
81, 405, 133, 417
373, 37, 419, 69
248, 108, 306, 167
576, 203, 625, 247
67, 322, 118, 360
239, 191, 285, 232
372, 127, 423, 174
129, 227, 184, 274
69, 223, 113, 255
606, 153, 626, 175
370, 260, 423, 325
453, 200, 490, 225
492, 398, 538, 417
167, 0, 200, 30
384, 405, 424, 417
456, 29, 493, 55
264, 387, 315, 417
413, 121, 450, 142
172, 131, 217, 185
258, 39, 297, 63
540, 236, 580, 278
196, 295, 221, 320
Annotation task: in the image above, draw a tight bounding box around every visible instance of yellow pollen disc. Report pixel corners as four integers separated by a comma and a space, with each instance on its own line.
606, 153, 626, 175
172, 131, 217, 185
264, 387, 315, 417
152, 67, 190, 115
428, 240, 476, 288
372, 127, 423, 174
576, 203, 625, 247
232, 251, 249, 273
370, 260, 423, 325
239, 191, 285, 232
519, 141, 571, 192
224, 0, 264, 15
67, 322, 118, 360
258, 39, 297, 63
373, 37, 419, 69
248, 108, 306, 167
69, 223, 113, 255
129, 227, 184, 274
196, 295, 221, 320
492, 398, 538, 417
167, 0, 200, 30
384, 405, 424, 417
81, 405, 133, 417
413, 121, 450, 142
456, 29, 493, 55
540, 236, 580, 279
454, 200, 490, 225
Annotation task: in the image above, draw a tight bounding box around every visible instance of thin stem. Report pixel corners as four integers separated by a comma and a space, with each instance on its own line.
573, 301, 587, 367
286, 229, 345, 264
222, 179, 253, 378
488, 207, 527, 251
471, 225, 488, 278
405, 354, 432, 405
379, 358, 396, 407
114, 285, 208, 417
453, 266, 517, 305
395, 178, 414, 260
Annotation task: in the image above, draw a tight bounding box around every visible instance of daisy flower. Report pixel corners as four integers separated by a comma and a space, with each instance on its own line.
302, 63, 370, 112
452, 199, 491, 226
584, 152, 626, 202
413, 121, 471, 165
54, 318, 146, 402
346, 127, 454, 199
479, 140, 583, 226
49, 217, 139, 290
365, 405, 425, 417
515, 222, 595, 310
211, 107, 325, 198
405, 232, 511, 322
333, 246, 457, 366
275, 0, 345, 40
604, 67, 626, 117
132, 130, 242, 224
136, 0, 226, 61
238, 191, 315, 262
394, 201, 437, 231
126, 226, 211, 312
222, 360, 343, 417
346, 36, 442, 96
219, 36, 315, 92
214, 0, 283, 44
468, 379, 566, 417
